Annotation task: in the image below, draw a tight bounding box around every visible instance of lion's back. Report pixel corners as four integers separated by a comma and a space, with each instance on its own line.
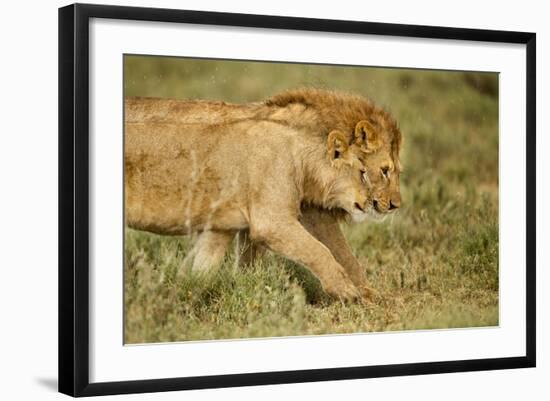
125, 96, 260, 125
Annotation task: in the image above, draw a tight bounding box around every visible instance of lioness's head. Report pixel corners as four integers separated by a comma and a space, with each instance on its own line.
353, 119, 402, 215
325, 130, 371, 223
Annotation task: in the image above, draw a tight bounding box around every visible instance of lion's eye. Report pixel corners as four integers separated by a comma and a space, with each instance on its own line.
381, 166, 390, 178
360, 169, 367, 183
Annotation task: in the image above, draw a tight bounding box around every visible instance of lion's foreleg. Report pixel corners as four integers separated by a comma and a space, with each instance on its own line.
249, 216, 360, 302
299, 207, 376, 301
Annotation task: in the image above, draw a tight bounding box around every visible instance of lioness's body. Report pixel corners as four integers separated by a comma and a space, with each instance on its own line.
126, 120, 347, 234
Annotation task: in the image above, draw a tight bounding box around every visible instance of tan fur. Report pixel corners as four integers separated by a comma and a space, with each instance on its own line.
126, 89, 402, 212
125, 89, 402, 301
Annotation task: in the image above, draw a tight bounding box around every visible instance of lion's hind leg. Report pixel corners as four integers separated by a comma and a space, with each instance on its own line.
182, 230, 235, 273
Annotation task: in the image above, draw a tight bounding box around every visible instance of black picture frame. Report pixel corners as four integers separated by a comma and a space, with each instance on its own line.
58, 3, 536, 397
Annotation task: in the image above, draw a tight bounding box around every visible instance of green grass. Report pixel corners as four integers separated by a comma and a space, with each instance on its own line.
124, 55, 499, 344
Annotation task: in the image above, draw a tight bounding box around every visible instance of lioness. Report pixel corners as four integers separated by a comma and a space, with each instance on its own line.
125, 89, 402, 301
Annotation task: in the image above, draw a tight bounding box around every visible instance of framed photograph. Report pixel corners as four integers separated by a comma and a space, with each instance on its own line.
58, 3, 536, 397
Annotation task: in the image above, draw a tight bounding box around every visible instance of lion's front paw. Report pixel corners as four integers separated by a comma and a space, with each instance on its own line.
324, 276, 361, 302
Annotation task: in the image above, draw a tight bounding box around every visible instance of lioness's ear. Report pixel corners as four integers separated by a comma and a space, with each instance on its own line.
327, 130, 350, 164
355, 120, 380, 153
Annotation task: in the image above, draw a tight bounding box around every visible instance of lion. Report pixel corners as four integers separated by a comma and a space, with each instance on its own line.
125, 89, 402, 301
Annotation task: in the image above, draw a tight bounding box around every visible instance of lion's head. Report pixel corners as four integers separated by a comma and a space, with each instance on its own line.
264, 88, 402, 217
352, 119, 402, 215
320, 130, 371, 223
312, 117, 402, 222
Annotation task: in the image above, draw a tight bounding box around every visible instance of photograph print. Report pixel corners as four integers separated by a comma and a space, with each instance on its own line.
123, 55, 499, 344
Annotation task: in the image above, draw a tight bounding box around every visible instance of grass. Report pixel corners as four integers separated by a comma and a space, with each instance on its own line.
124, 55, 499, 344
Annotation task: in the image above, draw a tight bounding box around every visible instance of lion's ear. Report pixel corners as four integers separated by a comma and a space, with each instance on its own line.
327, 130, 351, 165
355, 120, 380, 153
